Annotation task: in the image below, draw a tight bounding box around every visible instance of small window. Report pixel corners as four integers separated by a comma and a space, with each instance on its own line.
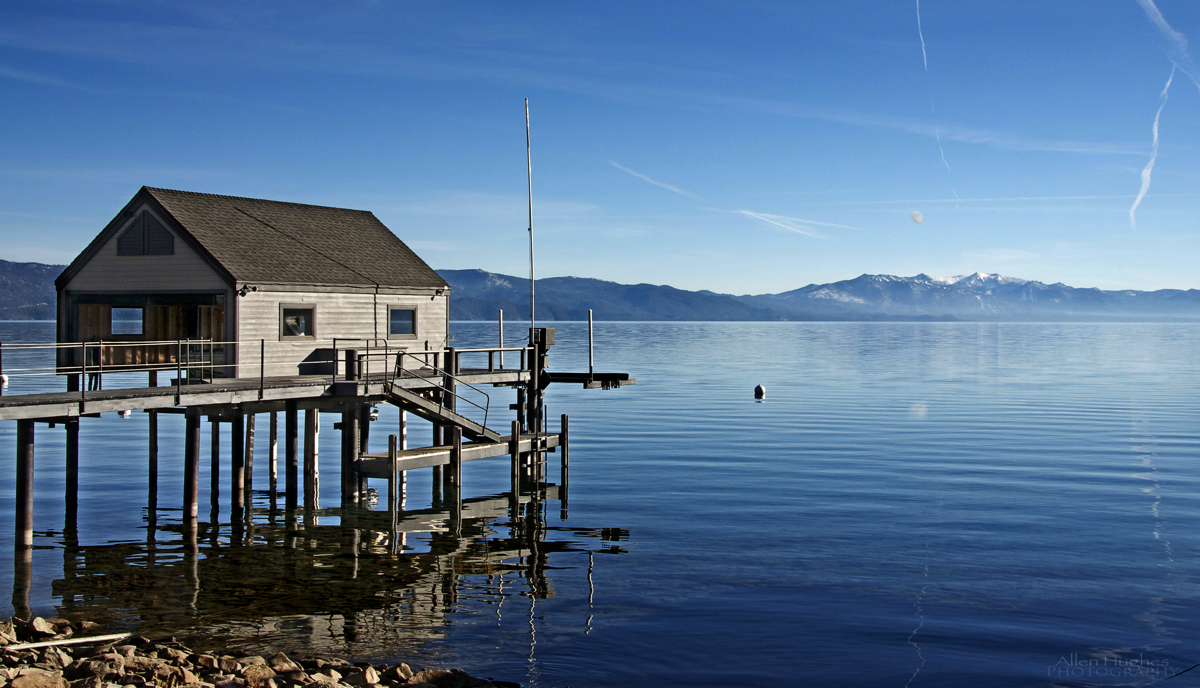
389, 307, 416, 337
281, 307, 315, 338
111, 307, 144, 336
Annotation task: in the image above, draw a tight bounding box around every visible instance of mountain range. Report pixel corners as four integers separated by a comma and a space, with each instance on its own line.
2, 260, 1197, 321
440, 269, 1200, 321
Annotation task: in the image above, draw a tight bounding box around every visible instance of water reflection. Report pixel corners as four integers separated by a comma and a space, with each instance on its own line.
44, 489, 629, 659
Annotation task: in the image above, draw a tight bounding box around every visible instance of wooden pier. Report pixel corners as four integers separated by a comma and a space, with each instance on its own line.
1, 332, 633, 578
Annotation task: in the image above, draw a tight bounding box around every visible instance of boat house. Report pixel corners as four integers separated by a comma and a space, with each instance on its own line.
55, 187, 449, 381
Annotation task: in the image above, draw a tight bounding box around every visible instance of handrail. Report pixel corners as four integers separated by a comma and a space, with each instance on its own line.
394, 350, 493, 435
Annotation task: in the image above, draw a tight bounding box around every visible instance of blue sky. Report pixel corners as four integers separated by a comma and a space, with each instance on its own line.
2, 1, 1198, 293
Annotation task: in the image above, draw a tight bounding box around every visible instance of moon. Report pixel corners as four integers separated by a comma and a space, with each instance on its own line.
910, 210, 924, 224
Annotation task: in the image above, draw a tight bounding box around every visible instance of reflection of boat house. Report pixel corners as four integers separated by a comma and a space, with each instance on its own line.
54, 187, 449, 380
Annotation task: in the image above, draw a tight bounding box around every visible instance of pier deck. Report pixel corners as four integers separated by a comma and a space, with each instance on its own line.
0, 368, 528, 421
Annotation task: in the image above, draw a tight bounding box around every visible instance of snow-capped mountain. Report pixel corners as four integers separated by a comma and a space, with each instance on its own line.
740, 272, 1200, 319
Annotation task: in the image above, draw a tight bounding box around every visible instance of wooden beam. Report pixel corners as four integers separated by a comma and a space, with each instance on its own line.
357, 432, 561, 479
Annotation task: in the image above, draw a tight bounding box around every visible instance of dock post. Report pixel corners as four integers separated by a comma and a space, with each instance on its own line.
15, 419, 34, 548
510, 420, 521, 501
244, 413, 255, 516
269, 411, 278, 505
148, 370, 158, 509
431, 392, 443, 503
560, 413, 569, 518
285, 401, 298, 511
231, 409, 245, 515
65, 417, 79, 522
184, 407, 200, 526
210, 418, 220, 508
303, 408, 318, 510
442, 349, 457, 497
358, 402, 371, 502
388, 434, 398, 518
12, 546, 31, 620
449, 426, 463, 536
340, 403, 360, 507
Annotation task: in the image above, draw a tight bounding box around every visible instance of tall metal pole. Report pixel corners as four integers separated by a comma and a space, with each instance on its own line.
526, 98, 535, 338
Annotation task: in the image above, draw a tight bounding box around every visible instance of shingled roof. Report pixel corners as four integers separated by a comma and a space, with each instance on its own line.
149, 187, 448, 289
60, 187, 448, 290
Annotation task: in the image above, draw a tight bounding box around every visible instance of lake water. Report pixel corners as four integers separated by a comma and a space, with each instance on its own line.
2, 320, 1199, 687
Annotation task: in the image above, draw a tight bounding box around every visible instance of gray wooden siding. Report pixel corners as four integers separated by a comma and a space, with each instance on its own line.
234, 290, 448, 378
66, 205, 227, 292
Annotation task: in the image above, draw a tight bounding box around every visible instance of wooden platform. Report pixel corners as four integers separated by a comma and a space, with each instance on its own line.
0, 368, 528, 421
356, 433, 560, 478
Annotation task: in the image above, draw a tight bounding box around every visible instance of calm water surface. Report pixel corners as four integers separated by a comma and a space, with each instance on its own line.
1, 321, 1199, 687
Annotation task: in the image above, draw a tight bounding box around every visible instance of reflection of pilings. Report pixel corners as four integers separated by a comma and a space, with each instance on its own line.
16, 419, 34, 548
560, 414, 569, 519
12, 546, 31, 620
66, 417, 80, 522
285, 401, 298, 511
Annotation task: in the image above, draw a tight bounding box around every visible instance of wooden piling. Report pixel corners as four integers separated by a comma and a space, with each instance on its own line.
12, 546, 32, 620
340, 403, 359, 506
387, 434, 398, 518
449, 426, 463, 536
231, 410, 245, 509
269, 412, 278, 503
210, 419, 220, 507
358, 403, 370, 502
15, 419, 34, 548
304, 408, 317, 509
148, 370, 158, 509
510, 420, 521, 499
65, 417, 79, 520
244, 413, 255, 514
184, 408, 200, 521
285, 401, 298, 510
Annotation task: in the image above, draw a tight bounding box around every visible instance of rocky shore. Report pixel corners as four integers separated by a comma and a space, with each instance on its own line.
0, 618, 518, 688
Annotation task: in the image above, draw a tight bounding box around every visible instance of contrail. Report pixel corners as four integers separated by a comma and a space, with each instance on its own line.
610, 161, 697, 198
1134, 0, 1200, 93
739, 210, 830, 241
916, 0, 928, 70
916, 3, 958, 207
1130, 65, 1175, 229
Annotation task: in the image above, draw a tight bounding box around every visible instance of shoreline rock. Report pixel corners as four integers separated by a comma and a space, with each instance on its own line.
1, 617, 519, 688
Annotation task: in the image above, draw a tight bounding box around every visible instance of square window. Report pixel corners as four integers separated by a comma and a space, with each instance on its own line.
389, 308, 415, 336
111, 307, 144, 336
282, 307, 314, 338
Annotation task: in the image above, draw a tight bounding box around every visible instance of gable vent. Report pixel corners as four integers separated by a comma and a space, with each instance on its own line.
117, 211, 175, 256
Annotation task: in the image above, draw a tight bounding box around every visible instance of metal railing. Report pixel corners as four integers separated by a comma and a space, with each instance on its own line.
395, 349, 495, 434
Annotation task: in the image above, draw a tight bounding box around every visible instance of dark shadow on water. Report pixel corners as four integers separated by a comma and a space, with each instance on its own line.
44, 487, 629, 660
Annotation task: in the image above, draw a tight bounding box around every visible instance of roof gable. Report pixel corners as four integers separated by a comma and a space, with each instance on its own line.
58, 187, 448, 291
145, 188, 448, 289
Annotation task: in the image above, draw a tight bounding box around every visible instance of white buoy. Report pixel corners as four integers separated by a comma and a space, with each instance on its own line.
0, 374, 8, 387
120, 409, 132, 419
754, 384, 766, 399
